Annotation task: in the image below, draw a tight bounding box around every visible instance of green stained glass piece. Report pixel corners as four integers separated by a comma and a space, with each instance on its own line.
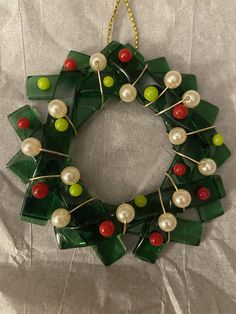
8, 105, 42, 141
63, 51, 90, 72
211, 143, 231, 167
194, 99, 219, 125
27, 75, 58, 100
170, 218, 203, 246
181, 74, 198, 91
6, 150, 37, 184
197, 200, 224, 222
133, 237, 167, 263
55, 228, 87, 249
102, 41, 122, 57
93, 235, 126, 266
146, 57, 170, 73
20, 215, 47, 226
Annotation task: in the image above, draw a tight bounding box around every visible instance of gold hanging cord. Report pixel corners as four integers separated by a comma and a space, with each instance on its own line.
107, 0, 139, 49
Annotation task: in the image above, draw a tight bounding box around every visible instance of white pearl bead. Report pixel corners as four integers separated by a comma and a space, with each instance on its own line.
182, 90, 200, 108
172, 189, 192, 208
89, 53, 107, 71
198, 158, 217, 176
51, 208, 71, 228
119, 83, 137, 102
21, 137, 42, 157
48, 99, 67, 118
158, 213, 177, 232
116, 203, 135, 224
164, 71, 182, 89
61, 166, 80, 185
168, 127, 187, 145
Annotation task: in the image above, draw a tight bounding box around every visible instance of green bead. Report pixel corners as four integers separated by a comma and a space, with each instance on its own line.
144, 86, 159, 102
69, 183, 83, 197
134, 195, 147, 207
37, 77, 51, 90
212, 134, 224, 146
103, 76, 114, 87
54, 118, 69, 132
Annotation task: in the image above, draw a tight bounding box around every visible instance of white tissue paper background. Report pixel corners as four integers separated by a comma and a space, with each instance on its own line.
0, 0, 236, 313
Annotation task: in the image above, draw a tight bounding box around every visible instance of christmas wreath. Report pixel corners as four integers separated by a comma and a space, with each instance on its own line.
7, 41, 230, 266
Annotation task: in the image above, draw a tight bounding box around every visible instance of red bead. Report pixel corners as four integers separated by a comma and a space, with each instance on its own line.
196, 187, 211, 201
149, 232, 163, 247
118, 48, 133, 63
64, 58, 77, 71
99, 220, 115, 237
32, 182, 49, 199
172, 104, 188, 120
173, 163, 187, 176
17, 117, 30, 129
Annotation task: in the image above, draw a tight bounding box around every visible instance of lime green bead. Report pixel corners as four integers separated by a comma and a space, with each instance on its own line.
37, 77, 51, 90
54, 118, 69, 132
69, 183, 83, 197
144, 86, 159, 102
103, 76, 114, 88
212, 134, 224, 146
134, 195, 147, 207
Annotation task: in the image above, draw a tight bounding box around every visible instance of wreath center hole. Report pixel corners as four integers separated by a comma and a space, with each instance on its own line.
71, 101, 173, 204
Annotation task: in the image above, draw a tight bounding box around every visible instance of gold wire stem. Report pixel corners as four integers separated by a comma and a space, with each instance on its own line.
157, 86, 169, 99
40, 148, 70, 158
132, 64, 148, 86
166, 232, 171, 244
65, 115, 77, 136
174, 150, 200, 164
157, 187, 166, 214
97, 68, 105, 110
29, 174, 61, 181
155, 100, 183, 116
68, 198, 96, 214
123, 222, 127, 235
165, 172, 178, 191
187, 125, 215, 136
107, 0, 139, 49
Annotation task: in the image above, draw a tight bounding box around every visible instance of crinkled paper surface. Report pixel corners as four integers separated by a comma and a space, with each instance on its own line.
0, 0, 236, 313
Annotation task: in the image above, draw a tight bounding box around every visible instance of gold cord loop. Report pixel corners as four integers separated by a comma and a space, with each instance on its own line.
107, 0, 139, 49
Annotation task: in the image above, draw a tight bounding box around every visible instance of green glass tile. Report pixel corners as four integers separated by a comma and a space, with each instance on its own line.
197, 199, 224, 222
133, 237, 167, 263
181, 74, 198, 92
27, 75, 58, 100
8, 105, 42, 140
6, 150, 37, 184
146, 57, 170, 73
194, 99, 219, 125
170, 218, 202, 246
93, 235, 126, 266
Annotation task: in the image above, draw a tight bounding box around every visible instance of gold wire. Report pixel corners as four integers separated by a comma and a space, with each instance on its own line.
155, 100, 183, 115
157, 187, 166, 214
132, 64, 148, 86
174, 150, 200, 164
165, 172, 178, 191
187, 125, 215, 136
123, 222, 127, 235
65, 115, 77, 136
40, 148, 70, 158
107, 0, 139, 49
97, 68, 105, 110
68, 198, 96, 214
29, 174, 61, 181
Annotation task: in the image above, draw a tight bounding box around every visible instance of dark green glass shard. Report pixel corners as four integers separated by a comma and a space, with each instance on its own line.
92, 235, 126, 266
146, 57, 170, 73
27, 75, 58, 100
8, 105, 42, 140
170, 218, 202, 246
195, 99, 219, 125
6, 150, 37, 184
197, 199, 224, 222
181, 74, 198, 91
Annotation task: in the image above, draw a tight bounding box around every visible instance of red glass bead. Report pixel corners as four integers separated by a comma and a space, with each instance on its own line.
118, 48, 133, 63
99, 220, 115, 237
149, 232, 164, 247
17, 117, 30, 129
32, 182, 49, 199
64, 58, 77, 71
172, 104, 188, 120
173, 163, 187, 176
196, 187, 211, 201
